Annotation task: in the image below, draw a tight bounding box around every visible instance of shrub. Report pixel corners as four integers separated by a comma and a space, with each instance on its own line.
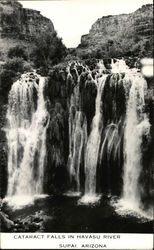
4, 57, 25, 73
64, 54, 80, 62
7, 45, 28, 60
0, 69, 16, 95
23, 61, 33, 72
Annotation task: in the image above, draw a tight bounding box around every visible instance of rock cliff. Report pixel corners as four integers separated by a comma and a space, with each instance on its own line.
77, 4, 153, 58
0, 0, 54, 39
0, 0, 55, 58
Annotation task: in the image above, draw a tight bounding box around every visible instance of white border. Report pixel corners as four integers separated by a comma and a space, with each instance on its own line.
0, 233, 153, 249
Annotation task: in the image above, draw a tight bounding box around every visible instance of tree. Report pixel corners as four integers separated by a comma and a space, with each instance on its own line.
31, 31, 67, 68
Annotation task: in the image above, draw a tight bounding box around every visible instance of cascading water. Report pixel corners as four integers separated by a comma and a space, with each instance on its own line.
68, 109, 87, 195
110, 59, 152, 219
111, 58, 130, 73
99, 121, 124, 195
66, 59, 152, 218
67, 64, 87, 196
5, 72, 49, 207
119, 74, 152, 217
1, 57, 152, 235
98, 72, 126, 196
79, 74, 107, 204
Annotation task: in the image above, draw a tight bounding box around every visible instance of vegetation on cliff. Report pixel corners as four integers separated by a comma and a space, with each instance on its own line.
0, 0, 67, 98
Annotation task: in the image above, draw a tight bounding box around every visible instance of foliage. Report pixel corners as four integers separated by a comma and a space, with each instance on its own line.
0, 69, 16, 95
22, 61, 33, 72
64, 54, 80, 62
31, 31, 67, 68
8, 45, 28, 60
4, 57, 25, 73
0, 58, 33, 96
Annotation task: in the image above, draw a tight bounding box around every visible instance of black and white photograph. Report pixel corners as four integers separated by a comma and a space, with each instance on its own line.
0, 0, 153, 249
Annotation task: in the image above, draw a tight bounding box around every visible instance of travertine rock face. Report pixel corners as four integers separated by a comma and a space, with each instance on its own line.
0, 0, 54, 40
77, 4, 153, 58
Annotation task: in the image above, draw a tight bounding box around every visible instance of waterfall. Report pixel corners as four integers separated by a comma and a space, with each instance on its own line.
67, 65, 87, 196
99, 120, 124, 195
109, 72, 152, 219
122, 74, 151, 211
2, 59, 152, 220
111, 58, 130, 73
68, 109, 87, 195
79, 74, 107, 204
5, 72, 49, 207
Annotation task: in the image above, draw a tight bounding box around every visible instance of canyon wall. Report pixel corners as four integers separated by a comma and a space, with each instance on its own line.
77, 4, 153, 58
0, 0, 55, 59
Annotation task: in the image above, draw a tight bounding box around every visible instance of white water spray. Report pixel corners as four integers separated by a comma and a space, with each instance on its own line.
111, 59, 130, 73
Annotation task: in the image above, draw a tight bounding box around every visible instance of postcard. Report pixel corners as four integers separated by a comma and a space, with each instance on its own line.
0, 0, 153, 249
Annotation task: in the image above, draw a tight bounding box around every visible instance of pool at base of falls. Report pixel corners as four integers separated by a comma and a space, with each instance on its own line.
1, 195, 152, 233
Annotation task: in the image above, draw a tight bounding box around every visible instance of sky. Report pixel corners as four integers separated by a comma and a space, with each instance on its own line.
19, 0, 153, 48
